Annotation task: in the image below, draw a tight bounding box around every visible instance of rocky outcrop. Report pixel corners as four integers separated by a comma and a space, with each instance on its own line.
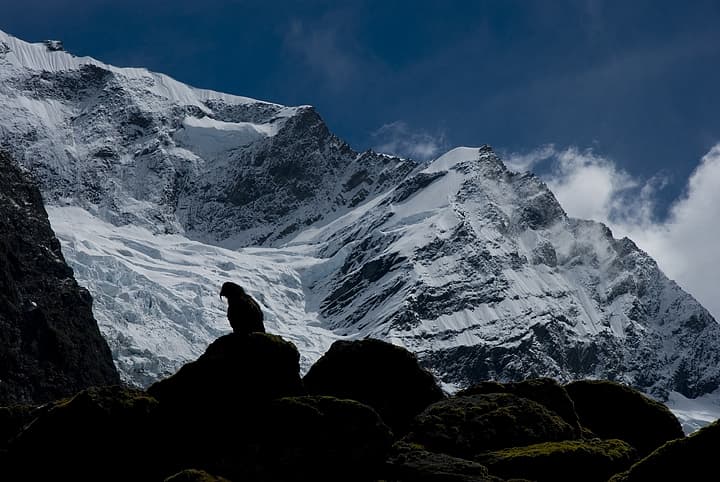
147, 332, 304, 411
0, 151, 119, 405
303, 338, 445, 435
0, 332, 696, 482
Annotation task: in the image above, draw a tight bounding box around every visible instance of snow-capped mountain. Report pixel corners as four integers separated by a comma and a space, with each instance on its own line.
2, 29, 720, 401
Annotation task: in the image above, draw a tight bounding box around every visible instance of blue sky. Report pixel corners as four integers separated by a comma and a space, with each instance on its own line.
4, 1, 720, 314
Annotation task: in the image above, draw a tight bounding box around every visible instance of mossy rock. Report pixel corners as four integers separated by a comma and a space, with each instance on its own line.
385, 441, 502, 481
609, 419, 720, 481
249, 395, 394, 481
406, 393, 577, 458
476, 438, 637, 482
5, 385, 162, 481
147, 333, 305, 478
304, 338, 445, 435
164, 469, 230, 482
458, 378, 581, 434
149, 333, 304, 412
565, 380, 683, 456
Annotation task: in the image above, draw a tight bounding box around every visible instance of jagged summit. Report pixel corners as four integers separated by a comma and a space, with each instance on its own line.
1, 28, 719, 403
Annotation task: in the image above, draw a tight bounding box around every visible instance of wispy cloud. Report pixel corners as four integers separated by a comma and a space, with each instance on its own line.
506, 144, 556, 171
521, 144, 720, 321
371, 121, 447, 160
283, 13, 364, 90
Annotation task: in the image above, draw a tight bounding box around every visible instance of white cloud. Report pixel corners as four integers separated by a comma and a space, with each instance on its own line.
525, 144, 720, 321
506, 144, 556, 171
371, 121, 446, 160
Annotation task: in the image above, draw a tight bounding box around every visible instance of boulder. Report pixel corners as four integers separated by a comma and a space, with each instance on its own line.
164, 469, 230, 482
4, 386, 161, 481
609, 419, 720, 482
303, 338, 445, 434
148, 332, 304, 412
249, 395, 394, 481
476, 438, 637, 482
458, 378, 581, 433
565, 380, 684, 456
386, 442, 502, 482
406, 392, 577, 458
146, 333, 305, 477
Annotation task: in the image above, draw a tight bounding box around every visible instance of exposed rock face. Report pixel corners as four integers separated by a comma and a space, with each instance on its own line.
0, 151, 119, 405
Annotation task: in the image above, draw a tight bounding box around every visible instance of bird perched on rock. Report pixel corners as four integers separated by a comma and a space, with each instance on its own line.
220, 281, 265, 335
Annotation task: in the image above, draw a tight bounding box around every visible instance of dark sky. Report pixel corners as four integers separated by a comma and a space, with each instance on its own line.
3, 0, 720, 216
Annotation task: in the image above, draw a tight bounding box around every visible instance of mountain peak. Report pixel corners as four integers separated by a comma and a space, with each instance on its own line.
2, 29, 719, 403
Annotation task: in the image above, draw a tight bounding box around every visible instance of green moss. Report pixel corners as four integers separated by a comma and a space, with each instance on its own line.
476, 438, 637, 482
386, 441, 499, 481
407, 393, 577, 458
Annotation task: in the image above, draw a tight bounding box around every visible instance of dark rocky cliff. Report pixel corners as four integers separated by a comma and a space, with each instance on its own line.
0, 151, 119, 404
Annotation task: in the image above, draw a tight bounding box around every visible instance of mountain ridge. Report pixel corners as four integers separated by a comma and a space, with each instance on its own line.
1, 29, 719, 401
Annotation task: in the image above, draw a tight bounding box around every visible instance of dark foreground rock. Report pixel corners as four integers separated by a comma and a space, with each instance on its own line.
386, 442, 501, 482
458, 378, 582, 434
406, 392, 577, 458
304, 338, 445, 435
148, 332, 304, 411
609, 419, 720, 482
147, 332, 305, 477
164, 469, 231, 482
248, 395, 393, 481
0, 151, 119, 405
476, 438, 637, 482
565, 380, 684, 456
5, 385, 162, 481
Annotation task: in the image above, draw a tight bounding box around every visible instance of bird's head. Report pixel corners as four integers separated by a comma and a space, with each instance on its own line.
220, 281, 245, 300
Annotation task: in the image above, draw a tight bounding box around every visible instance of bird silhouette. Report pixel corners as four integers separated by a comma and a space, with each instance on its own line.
219, 281, 265, 335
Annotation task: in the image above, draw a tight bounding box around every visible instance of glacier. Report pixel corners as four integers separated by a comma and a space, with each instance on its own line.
3, 28, 720, 431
